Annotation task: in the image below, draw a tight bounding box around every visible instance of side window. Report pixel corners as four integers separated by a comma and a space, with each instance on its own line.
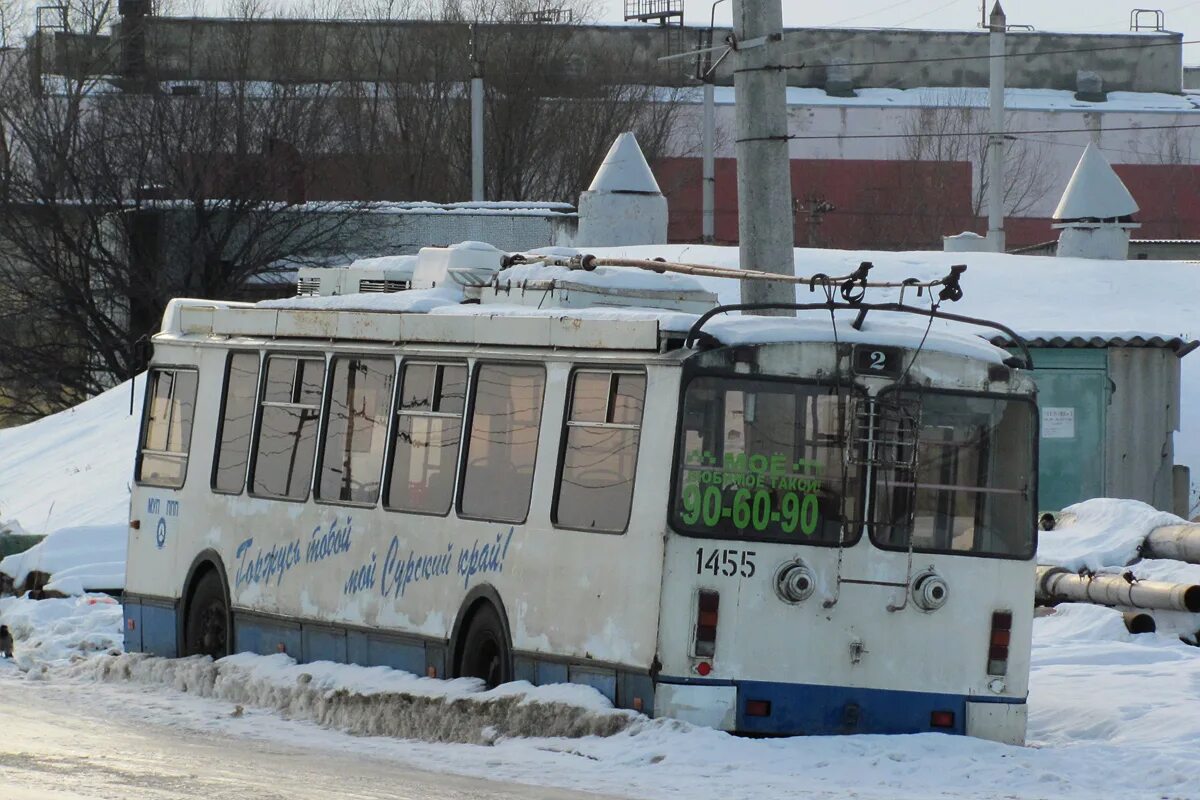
138, 367, 199, 489
385, 362, 467, 515
554, 370, 646, 532
212, 352, 260, 494
317, 356, 394, 505
250, 354, 324, 500
459, 363, 546, 522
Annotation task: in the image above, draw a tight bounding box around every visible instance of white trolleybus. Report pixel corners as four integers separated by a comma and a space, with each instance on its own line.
124, 242, 1037, 744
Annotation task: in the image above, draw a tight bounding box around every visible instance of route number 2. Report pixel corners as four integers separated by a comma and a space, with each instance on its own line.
853, 345, 902, 378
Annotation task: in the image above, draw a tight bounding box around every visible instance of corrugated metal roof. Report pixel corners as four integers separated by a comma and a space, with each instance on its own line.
989, 334, 1200, 355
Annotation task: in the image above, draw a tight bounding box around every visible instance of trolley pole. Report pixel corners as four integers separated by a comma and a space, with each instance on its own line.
986, 2, 1006, 252
731, 0, 795, 310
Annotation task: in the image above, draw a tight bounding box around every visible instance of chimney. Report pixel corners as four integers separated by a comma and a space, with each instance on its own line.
1052, 143, 1139, 260
572, 133, 668, 247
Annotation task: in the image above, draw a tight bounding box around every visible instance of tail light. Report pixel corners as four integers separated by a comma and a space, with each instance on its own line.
745, 700, 771, 717
694, 590, 719, 658
988, 610, 1012, 676
930, 710, 955, 729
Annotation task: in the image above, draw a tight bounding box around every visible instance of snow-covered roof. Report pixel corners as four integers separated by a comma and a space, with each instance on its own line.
675, 86, 1200, 113
253, 243, 1200, 358
586, 133, 662, 195
1053, 143, 1140, 220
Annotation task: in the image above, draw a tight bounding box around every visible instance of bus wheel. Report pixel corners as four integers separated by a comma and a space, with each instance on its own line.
457, 604, 511, 689
184, 570, 230, 659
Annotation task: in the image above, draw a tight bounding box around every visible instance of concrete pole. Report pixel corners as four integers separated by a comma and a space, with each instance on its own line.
986, 2, 1006, 252
471, 73, 484, 203
702, 81, 715, 243
732, 0, 795, 310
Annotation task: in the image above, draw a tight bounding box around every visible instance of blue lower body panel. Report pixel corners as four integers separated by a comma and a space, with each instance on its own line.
659, 676, 1024, 735
123, 596, 178, 658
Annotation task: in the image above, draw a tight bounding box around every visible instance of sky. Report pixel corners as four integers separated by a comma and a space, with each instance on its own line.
599, 0, 1200, 63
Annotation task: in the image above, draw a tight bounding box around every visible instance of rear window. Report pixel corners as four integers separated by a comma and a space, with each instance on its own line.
871, 391, 1036, 559
671, 376, 862, 543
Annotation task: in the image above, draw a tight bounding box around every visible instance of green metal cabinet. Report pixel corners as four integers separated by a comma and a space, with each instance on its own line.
1026, 348, 1109, 513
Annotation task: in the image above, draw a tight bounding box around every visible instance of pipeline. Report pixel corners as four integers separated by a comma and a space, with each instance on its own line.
1122, 612, 1157, 634
1035, 566, 1200, 613
1143, 524, 1200, 564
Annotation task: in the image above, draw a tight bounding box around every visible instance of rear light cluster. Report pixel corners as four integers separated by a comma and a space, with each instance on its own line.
695, 590, 719, 658
745, 700, 771, 717
988, 610, 1013, 676
930, 710, 956, 729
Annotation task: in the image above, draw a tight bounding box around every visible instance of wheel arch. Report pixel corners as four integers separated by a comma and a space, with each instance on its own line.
179, 548, 232, 657
449, 583, 512, 676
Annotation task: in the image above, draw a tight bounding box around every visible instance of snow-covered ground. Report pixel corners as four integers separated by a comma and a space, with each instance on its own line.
0, 589, 1197, 800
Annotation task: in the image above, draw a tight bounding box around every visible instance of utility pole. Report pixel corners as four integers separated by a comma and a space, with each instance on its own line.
470, 23, 484, 203
986, 2, 1006, 252
731, 0, 794, 309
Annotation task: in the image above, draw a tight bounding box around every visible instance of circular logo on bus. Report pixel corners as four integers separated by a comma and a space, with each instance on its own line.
155, 517, 167, 550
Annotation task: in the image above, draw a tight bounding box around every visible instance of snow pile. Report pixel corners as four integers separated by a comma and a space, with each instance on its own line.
1037, 498, 1186, 571
0, 523, 127, 593
0, 375, 142, 535
81, 651, 632, 745
1030, 603, 1200, 752
0, 594, 122, 672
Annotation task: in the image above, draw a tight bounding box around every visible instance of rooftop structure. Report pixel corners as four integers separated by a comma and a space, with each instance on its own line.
1053, 143, 1141, 260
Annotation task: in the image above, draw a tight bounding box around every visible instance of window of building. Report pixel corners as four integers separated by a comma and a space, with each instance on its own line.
554, 370, 646, 532
385, 362, 467, 515
212, 352, 261, 494
138, 368, 199, 489
317, 357, 394, 505
250, 354, 325, 501
459, 364, 546, 522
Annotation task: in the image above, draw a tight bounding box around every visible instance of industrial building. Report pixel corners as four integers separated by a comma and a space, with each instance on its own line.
30, 5, 1200, 251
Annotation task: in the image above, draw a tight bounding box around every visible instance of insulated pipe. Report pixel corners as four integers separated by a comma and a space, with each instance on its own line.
1123, 612, 1157, 634
1036, 566, 1200, 613
1144, 525, 1200, 564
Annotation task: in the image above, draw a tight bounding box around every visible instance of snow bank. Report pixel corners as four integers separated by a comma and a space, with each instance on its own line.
0, 594, 122, 672
0, 376, 142, 535
80, 651, 632, 745
0, 523, 127, 592
1036, 498, 1185, 571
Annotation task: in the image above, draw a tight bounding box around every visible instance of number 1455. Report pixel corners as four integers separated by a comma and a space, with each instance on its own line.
695, 547, 756, 577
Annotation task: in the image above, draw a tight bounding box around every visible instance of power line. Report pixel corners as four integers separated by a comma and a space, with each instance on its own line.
739, 121, 1200, 143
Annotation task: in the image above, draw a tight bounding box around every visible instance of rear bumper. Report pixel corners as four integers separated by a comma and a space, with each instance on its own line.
654, 677, 1026, 743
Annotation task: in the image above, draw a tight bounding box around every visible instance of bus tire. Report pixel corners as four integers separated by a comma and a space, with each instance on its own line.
183, 569, 230, 660
455, 603, 512, 689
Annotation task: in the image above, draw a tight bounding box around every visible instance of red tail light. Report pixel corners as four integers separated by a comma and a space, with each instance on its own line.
745, 700, 772, 717
695, 590, 719, 658
988, 610, 1012, 676
930, 710, 955, 729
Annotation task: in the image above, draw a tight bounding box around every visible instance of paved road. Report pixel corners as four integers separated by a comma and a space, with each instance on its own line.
0, 673, 615, 800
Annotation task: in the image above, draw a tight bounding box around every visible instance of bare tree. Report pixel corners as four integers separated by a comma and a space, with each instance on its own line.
897, 91, 1054, 247
0, 6, 365, 418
